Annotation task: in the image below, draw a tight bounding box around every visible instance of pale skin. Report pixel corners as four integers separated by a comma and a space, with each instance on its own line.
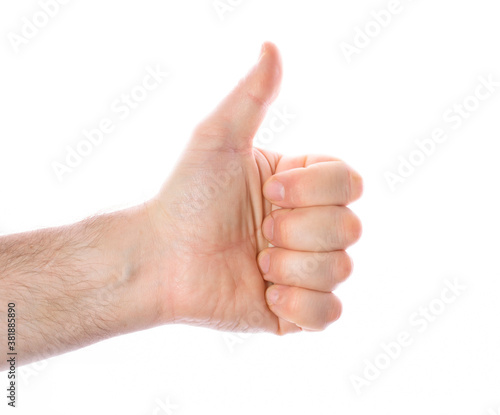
0, 43, 362, 370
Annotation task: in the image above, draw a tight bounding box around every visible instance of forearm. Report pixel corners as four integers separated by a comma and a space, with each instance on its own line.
0, 205, 164, 370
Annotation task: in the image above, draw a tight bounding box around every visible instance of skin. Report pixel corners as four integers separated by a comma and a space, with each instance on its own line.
0, 43, 362, 370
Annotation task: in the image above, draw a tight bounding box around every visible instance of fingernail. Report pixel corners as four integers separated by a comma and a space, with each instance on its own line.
259, 43, 267, 60
262, 216, 274, 241
258, 252, 270, 274
265, 180, 284, 201
266, 287, 279, 305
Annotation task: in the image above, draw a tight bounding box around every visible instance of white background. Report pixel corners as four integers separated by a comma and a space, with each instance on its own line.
1, 1, 500, 414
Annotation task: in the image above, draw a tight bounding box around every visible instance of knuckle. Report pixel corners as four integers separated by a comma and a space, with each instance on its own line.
334, 252, 353, 283
325, 297, 342, 326
347, 166, 363, 202
323, 257, 338, 291
350, 214, 363, 244
338, 162, 353, 202
342, 210, 362, 246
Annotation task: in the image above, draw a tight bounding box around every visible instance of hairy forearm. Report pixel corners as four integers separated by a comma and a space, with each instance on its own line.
0, 206, 163, 370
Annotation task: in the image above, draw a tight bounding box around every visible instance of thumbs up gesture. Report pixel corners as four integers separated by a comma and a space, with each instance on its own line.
146, 43, 363, 335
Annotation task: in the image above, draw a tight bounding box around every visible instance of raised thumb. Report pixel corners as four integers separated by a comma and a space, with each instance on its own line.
191, 42, 283, 152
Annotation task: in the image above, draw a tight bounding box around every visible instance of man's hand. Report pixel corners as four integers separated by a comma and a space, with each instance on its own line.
0, 43, 362, 369
145, 42, 362, 335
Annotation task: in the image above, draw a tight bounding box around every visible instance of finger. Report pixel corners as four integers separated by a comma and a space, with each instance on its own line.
261, 206, 362, 251
266, 285, 342, 331
276, 318, 302, 335
274, 154, 342, 173
263, 161, 363, 208
191, 42, 282, 152
258, 248, 353, 292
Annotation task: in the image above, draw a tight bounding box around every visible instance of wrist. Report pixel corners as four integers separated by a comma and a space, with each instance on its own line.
115, 201, 181, 328
90, 204, 175, 336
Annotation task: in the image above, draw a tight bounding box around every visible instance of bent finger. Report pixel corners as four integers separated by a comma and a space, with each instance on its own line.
265, 285, 342, 331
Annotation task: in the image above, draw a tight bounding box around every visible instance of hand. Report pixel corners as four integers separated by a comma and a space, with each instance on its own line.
145, 43, 363, 335
0, 42, 361, 369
